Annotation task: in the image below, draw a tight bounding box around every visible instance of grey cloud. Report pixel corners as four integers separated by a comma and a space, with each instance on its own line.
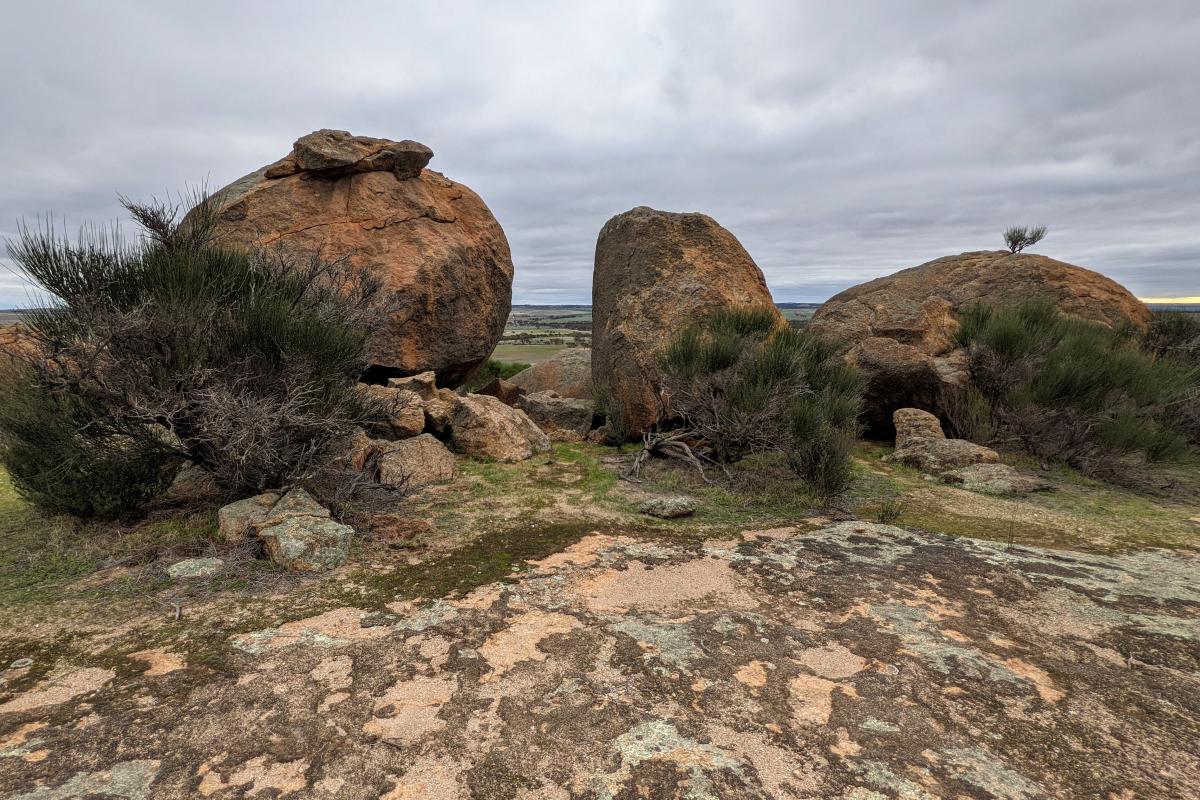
1, 0, 1197, 307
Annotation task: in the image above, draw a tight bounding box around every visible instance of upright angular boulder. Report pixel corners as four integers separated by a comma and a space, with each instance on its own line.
808, 251, 1151, 432
591, 207, 783, 436
195, 130, 513, 386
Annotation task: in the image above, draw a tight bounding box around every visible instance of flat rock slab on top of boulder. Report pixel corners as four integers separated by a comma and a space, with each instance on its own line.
509, 348, 592, 400
448, 393, 550, 462
193, 130, 513, 387
807, 250, 1151, 432
592, 207, 783, 436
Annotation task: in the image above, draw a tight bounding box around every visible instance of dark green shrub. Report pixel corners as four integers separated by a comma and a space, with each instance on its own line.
661, 308, 864, 497
957, 300, 1199, 471
1145, 311, 1200, 366
0, 366, 177, 519
2, 195, 390, 513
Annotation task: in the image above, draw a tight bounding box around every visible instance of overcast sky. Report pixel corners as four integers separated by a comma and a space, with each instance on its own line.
2, 1, 1198, 306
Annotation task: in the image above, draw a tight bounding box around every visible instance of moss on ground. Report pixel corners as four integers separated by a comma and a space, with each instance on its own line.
846, 442, 1200, 553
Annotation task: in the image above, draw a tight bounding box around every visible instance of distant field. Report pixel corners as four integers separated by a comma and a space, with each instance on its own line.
0, 312, 24, 326
491, 344, 571, 365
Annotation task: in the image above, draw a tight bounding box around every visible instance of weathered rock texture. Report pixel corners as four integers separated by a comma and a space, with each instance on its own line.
448, 394, 550, 462
377, 434, 457, 487
217, 489, 352, 571
592, 207, 782, 436
515, 391, 594, 442
9, 524, 1199, 798
808, 250, 1151, 431
509, 348, 592, 400
887, 408, 1049, 494
888, 408, 999, 474
198, 130, 513, 386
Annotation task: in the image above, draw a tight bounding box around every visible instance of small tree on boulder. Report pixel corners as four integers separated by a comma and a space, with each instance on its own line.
1003, 225, 1047, 253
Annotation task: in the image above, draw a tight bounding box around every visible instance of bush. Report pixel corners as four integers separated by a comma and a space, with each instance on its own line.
956, 300, 1199, 472
0, 366, 177, 519
1145, 311, 1200, 366
1003, 225, 1047, 253
661, 307, 864, 497
1, 195, 391, 516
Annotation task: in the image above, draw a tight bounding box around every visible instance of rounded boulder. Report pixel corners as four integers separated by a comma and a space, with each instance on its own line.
197, 129, 513, 387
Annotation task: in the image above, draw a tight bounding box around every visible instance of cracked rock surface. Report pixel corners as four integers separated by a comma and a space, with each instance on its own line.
2, 521, 1198, 798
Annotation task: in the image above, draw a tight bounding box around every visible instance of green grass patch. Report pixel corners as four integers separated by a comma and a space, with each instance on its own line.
491, 344, 570, 365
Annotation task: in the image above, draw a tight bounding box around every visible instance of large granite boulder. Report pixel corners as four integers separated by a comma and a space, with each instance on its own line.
509, 348, 592, 400
808, 251, 1151, 432
448, 394, 550, 462
592, 207, 783, 436
195, 130, 513, 387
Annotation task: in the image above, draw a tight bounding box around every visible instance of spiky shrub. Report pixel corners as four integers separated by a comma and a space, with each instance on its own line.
782, 331, 865, 497
1, 196, 390, 515
661, 308, 864, 496
0, 364, 178, 519
956, 300, 1199, 472
1003, 225, 1047, 253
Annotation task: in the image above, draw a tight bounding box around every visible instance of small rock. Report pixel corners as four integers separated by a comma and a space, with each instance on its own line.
255, 487, 329, 528
377, 434, 457, 486
387, 371, 438, 400
9, 658, 33, 669
475, 377, 525, 406
1189, 517, 1200, 528
941, 463, 1053, 495
258, 516, 353, 573
217, 492, 281, 543
509, 348, 593, 400
359, 384, 426, 439
164, 463, 221, 503
424, 388, 462, 433
886, 408, 999, 473
166, 557, 224, 579
448, 394, 551, 462
638, 496, 698, 519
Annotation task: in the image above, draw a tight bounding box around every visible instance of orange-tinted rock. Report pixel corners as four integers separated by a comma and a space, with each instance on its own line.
199, 130, 512, 387
592, 207, 783, 436
808, 251, 1151, 431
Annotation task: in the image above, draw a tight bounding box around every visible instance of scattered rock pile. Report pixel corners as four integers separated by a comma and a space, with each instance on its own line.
592, 207, 784, 437
218, 488, 353, 572
195, 129, 514, 386
808, 251, 1151, 432
886, 408, 1050, 494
